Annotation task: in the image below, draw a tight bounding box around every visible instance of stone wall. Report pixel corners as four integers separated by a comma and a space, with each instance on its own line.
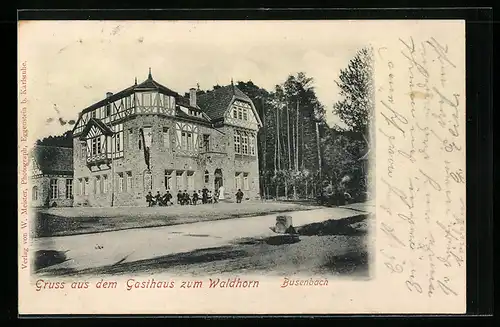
73, 114, 261, 207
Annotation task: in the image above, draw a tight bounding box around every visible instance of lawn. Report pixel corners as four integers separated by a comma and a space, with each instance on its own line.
32, 201, 319, 238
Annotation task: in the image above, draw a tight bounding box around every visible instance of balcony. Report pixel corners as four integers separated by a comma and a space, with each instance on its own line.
197, 150, 227, 165
86, 152, 112, 167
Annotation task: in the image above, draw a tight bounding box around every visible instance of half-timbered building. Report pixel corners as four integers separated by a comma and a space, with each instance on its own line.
29, 146, 74, 207
72, 70, 262, 207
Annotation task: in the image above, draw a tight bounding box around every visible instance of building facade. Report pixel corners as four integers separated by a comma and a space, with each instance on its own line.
29, 146, 74, 207
72, 70, 262, 207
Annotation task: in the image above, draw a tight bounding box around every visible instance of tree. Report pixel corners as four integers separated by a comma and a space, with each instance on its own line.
321, 129, 367, 195
36, 130, 73, 148
332, 47, 374, 143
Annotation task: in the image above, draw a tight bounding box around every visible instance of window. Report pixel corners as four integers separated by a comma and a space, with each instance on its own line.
187, 171, 195, 190
234, 131, 241, 154
106, 103, 111, 117
118, 173, 124, 193
243, 108, 248, 120
163, 127, 170, 148
241, 134, 248, 155
165, 170, 173, 190
113, 124, 124, 155
234, 173, 242, 190
95, 177, 101, 195
91, 110, 96, 118
32, 186, 38, 201
91, 138, 97, 156
66, 179, 73, 199
50, 179, 58, 199
143, 93, 152, 106
204, 170, 209, 184
165, 95, 175, 109
181, 132, 187, 150
233, 107, 237, 118
79, 178, 83, 195
181, 131, 193, 151
126, 172, 132, 192
84, 178, 89, 195
176, 171, 184, 190
116, 133, 122, 152
249, 135, 256, 156
96, 137, 101, 154
238, 107, 243, 119
203, 134, 210, 152
103, 175, 108, 193
128, 128, 134, 149
243, 173, 249, 190
187, 133, 193, 150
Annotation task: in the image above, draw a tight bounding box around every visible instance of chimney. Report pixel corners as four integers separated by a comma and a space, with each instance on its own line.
106, 92, 113, 98
189, 88, 197, 107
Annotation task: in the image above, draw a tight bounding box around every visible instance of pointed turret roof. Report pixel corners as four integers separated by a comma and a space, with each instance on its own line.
81, 69, 179, 114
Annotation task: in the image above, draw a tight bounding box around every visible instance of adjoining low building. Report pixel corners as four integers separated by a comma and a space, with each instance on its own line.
71, 70, 262, 207
29, 145, 74, 207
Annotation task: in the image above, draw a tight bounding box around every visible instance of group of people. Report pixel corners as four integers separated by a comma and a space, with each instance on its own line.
176, 188, 216, 206
145, 186, 245, 207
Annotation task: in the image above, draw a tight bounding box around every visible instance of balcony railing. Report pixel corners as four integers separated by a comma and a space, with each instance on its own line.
86, 152, 112, 166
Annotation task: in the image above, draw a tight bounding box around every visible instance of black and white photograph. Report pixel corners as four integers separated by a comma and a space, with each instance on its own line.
27, 21, 374, 279
18, 19, 466, 315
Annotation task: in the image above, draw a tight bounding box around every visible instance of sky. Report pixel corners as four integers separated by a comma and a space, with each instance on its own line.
18, 20, 372, 141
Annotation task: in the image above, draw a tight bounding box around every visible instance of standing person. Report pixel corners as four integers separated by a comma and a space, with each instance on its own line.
218, 185, 225, 202
235, 189, 244, 203
202, 187, 208, 204
183, 190, 190, 205
146, 191, 153, 207
192, 190, 199, 205
207, 190, 213, 204
177, 190, 183, 205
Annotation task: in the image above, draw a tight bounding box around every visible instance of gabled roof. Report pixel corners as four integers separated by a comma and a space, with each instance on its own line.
197, 85, 253, 121
79, 118, 114, 140
81, 70, 179, 115
31, 146, 73, 175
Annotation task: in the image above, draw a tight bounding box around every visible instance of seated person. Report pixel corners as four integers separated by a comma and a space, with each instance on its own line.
162, 190, 173, 206
192, 190, 199, 205
155, 191, 162, 206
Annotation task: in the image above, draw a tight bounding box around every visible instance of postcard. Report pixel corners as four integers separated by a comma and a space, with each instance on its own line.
18, 19, 466, 315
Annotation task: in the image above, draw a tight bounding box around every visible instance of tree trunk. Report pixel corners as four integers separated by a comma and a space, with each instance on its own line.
296, 100, 300, 172
305, 179, 308, 199
316, 122, 322, 180
284, 181, 288, 200
286, 100, 291, 170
